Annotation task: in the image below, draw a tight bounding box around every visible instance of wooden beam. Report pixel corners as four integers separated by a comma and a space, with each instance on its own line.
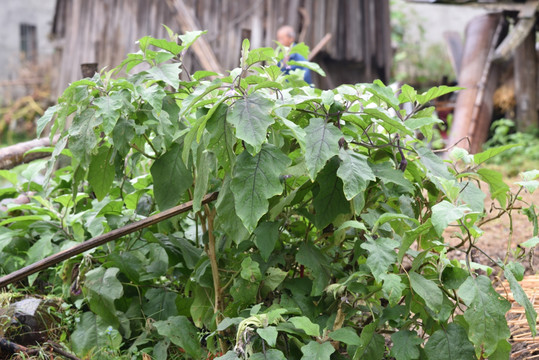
0, 136, 58, 170
308, 33, 332, 61
514, 27, 538, 131
166, 0, 224, 74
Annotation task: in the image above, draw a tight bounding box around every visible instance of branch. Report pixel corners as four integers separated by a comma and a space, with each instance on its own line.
0, 136, 59, 170
0, 192, 219, 289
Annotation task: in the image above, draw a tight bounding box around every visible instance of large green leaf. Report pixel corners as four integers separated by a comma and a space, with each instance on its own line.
381, 273, 406, 307
409, 272, 443, 314
423, 323, 476, 360
142, 288, 178, 321
253, 221, 280, 261
353, 323, 385, 360
504, 262, 537, 336
304, 118, 342, 180
390, 330, 422, 360
112, 117, 135, 157
360, 237, 399, 281
154, 316, 203, 359
300, 341, 335, 360
458, 275, 511, 356
251, 350, 286, 360
337, 149, 375, 200
150, 143, 193, 210
94, 93, 123, 133
296, 242, 332, 296
68, 108, 101, 165
147, 63, 181, 89
85, 267, 123, 300
473, 144, 521, 165
88, 146, 115, 201
71, 312, 122, 357
313, 157, 350, 229
289, 316, 320, 337
207, 103, 236, 173
215, 176, 250, 243
227, 92, 275, 153
416, 146, 453, 180
415, 85, 463, 105
477, 168, 509, 208
231, 143, 290, 232
193, 149, 215, 212
37, 104, 59, 137
431, 201, 471, 235
329, 327, 361, 346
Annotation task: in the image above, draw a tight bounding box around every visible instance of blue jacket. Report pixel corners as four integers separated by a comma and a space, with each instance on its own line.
280, 52, 312, 85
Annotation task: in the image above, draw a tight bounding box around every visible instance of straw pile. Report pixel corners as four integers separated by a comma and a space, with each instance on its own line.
497, 275, 539, 359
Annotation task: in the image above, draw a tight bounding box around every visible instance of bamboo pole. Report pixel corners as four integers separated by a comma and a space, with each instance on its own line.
0, 192, 219, 289
0, 136, 59, 170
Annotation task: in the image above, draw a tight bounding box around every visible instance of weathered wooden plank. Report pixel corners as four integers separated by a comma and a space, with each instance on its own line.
514, 28, 538, 131
448, 13, 504, 154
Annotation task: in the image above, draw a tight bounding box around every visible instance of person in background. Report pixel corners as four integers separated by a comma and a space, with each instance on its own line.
276, 25, 312, 85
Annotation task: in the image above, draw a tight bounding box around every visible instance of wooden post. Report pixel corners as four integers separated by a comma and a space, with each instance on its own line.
447, 13, 503, 154
80, 63, 98, 78
514, 26, 538, 131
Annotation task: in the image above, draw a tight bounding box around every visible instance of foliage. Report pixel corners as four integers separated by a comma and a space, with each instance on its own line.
1, 28, 538, 360
483, 118, 539, 174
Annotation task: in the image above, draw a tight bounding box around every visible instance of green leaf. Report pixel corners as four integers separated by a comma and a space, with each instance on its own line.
457, 181, 486, 213
68, 108, 100, 165
287, 60, 326, 76
415, 85, 463, 105
363, 108, 413, 136
215, 351, 241, 360
477, 168, 509, 208
251, 350, 286, 360
37, 105, 59, 137
300, 341, 335, 360
227, 92, 275, 153
371, 162, 414, 193
390, 330, 422, 360
398, 84, 417, 104
142, 288, 178, 321
504, 263, 537, 336
296, 242, 332, 296
154, 316, 203, 359
431, 201, 471, 236
256, 326, 278, 347
88, 146, 115, 201
94, 94, 123, 133
458, 275, 511, 356
423, 323, 476, 360
521, 236, 539, 248
150, 143, 193, 210
335, 220, 367, 232
329, 327, 361, 346
473, 144, 521, 165
381, 273, 406, 307
71, 312, 122, 357
337, 149, 375, 200
416, 146, 453, 180
147, 63, 181, 89
254, 221, 280, 261
263, 267, 288, 291
364, 80, 399, 111
289, 316, 320, 337
215, 176, 250, 243
360, 237, 399, 281
231, 143, 290, 232
85, 267, 123, 300
179, 30, 207, 50
313, 157, 350, 229
354, 323, 385, 360
304, 117, 342, 180
409, 272, 443, 313
488, 340, 511, 360
193, 150, 215, 212
240, 256, 262, 283
112, 117, 135, 157
207, 103, 236, 173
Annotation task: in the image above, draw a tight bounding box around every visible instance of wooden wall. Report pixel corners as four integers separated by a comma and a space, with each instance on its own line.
51, 0, 392, 94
